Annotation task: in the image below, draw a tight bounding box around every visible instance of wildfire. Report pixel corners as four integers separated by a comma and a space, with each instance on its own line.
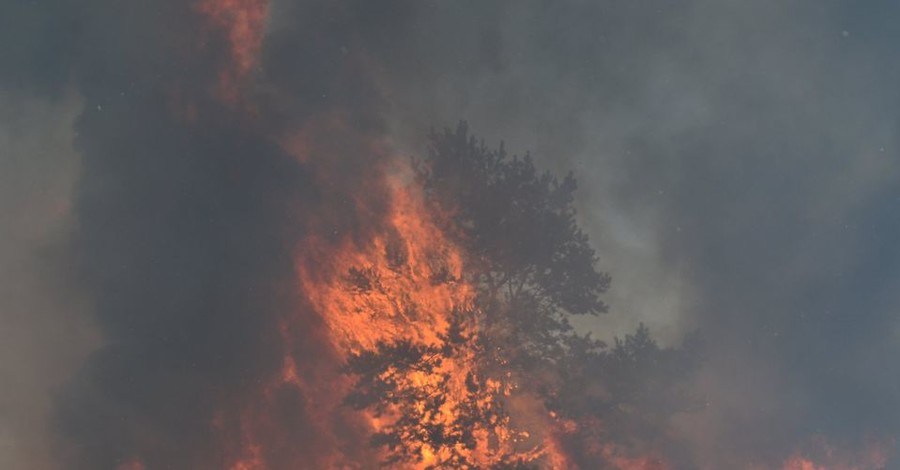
299, 177, 470, 353
184, 0, 576, 465
110, 2, 898, 468
294, 164, 541, 467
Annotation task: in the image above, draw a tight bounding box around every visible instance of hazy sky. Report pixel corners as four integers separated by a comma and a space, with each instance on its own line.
2, 0, 899, 468
384, 2, 900, 464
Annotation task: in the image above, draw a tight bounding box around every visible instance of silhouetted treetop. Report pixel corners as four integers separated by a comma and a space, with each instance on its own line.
417, 122, 611, 320
343, 123, 702, 468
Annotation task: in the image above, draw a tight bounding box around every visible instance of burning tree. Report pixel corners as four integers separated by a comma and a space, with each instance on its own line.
338, 123, 702, 469
419, 123, 611, 368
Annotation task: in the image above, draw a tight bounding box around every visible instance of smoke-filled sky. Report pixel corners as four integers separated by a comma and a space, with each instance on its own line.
2, 0, 900, 468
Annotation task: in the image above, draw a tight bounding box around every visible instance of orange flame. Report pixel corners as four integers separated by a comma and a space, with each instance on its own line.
298, 177, 471, 354
779, 437, 893, 470
196, 0, 268, 104
295, 163, 537, 467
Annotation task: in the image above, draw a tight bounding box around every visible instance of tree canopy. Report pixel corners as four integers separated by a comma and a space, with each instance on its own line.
344, 122, 701, 469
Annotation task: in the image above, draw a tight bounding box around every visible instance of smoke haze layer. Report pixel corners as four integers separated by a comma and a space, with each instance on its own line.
1, 0, 899, 468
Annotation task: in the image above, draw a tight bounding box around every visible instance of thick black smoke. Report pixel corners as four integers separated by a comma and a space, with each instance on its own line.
0, 0, 421, 468
47, 2, 308, 467
2, 0, 900, 468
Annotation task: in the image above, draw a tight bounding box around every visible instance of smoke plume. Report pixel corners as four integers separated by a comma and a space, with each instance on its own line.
1, 0, 899, 469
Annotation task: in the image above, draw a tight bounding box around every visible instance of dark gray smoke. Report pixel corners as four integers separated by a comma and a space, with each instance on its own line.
2, 0, 898, 468
380, 1, 900, 466
0, 1, 416, 468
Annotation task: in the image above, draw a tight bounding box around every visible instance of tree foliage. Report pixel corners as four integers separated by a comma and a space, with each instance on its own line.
344, 309, 535, 469
416, 123, 611, 367
345, 122, 702, 468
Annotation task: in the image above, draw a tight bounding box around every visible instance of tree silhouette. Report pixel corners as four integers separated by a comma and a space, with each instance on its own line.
345, 122, 701, 468
420, 122, 610, 348
548, 323, 704, 468
344, 309, 535, 469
